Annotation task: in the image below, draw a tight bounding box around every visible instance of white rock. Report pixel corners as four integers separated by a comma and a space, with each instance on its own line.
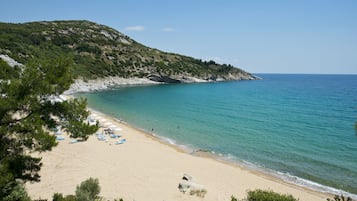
64, 77, 160, 94
0, 54, 24, 67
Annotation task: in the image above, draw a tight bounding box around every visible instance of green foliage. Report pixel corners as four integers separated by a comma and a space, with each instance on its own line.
246, 189, 298, 201
0, 59, 20, 79
53, 193, 65, 201
52, 193, 76, 201
75, 178, 101, 201
52, 178, 104, 201
231, 195, 238, 201
76, 43, 102, 54
64, 195, 77, 201
0, 57, 98, 199
327, 195, 353, 201
52, 193, 77, 201
0, 20, 252, 81
0, 181, 31, 201
58, 98, 97, 140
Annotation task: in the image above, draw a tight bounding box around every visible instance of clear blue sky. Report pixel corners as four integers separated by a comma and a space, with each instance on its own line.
1, 0, 357, 74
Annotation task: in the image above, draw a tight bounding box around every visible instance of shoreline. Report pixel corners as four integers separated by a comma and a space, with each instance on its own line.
63, 75, 260, 95
89, 108, 356, 200
90, 108, 342, 199
25, 97, 352, 201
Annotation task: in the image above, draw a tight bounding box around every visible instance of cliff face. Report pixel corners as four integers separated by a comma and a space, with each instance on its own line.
0, 20, 258, 84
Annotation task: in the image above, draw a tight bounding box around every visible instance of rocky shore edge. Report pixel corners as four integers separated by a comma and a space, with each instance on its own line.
64, 74, 260, 94
1, 54, 260, 95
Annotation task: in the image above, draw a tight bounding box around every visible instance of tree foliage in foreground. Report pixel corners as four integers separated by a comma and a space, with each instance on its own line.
246, 190, 298, 201
231, 189, 298, 201
327, 195, 353, 201
0, 57, 98, 200
75, 178, 100, 201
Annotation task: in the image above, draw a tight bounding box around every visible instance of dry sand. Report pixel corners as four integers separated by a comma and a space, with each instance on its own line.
26, 110, 330, 201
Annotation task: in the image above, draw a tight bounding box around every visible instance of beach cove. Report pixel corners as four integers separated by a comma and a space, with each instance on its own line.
26, 109, 329, 201
26, 74, 357, 200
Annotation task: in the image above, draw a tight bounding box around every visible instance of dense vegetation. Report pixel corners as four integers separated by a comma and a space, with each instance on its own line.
0, 57, 98, 200
327, 195, 353, 201
0, 20, 254, 81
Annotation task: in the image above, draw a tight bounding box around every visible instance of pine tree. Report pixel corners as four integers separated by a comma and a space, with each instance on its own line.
0, 57, 98, 200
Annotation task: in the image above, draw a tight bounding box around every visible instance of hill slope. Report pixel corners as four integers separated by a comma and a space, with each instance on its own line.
0, 20, 257, 83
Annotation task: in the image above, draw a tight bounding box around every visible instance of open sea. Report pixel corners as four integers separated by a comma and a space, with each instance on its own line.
78, 74, 357, 198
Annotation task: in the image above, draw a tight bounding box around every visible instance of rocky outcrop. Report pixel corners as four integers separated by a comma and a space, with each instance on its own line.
64, 72, 260, 94
64, 77, 160, 94
0, 54, 24, 67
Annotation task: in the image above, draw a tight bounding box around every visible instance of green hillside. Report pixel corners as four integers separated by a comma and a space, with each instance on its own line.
0, 20, 256, 82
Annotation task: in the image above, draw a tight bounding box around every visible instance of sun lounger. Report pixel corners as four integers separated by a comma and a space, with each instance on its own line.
56, 136, 65, 141
115, 139, 126, 145
70, 139, 78, 144
97, 134, 106, 141
110, 134, 121, 139
88, 121, 97, 126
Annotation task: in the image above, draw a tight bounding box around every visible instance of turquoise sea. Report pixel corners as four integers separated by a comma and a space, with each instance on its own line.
78, 74, 357, 198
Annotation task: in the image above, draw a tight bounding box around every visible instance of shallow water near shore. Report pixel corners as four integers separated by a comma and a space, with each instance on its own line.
78, 74, 357, 197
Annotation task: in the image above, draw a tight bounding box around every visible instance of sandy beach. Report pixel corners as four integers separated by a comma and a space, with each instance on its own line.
26, 109, 330, 201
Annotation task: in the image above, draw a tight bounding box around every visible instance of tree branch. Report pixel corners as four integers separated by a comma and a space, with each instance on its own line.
0, 111, 34, 126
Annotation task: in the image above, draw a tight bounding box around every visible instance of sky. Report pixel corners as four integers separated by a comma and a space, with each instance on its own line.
1, 0, 357, 74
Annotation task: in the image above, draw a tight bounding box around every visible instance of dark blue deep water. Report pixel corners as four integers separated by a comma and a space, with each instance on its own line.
79, 74, 357, 197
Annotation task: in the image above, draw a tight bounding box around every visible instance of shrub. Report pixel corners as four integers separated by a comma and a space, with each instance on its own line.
189, 189, 207, 198
52, 193, 77, 201
231, 195, 238, 201
52, 192, 65, 201
1, 181, 31, 201
63, 195, 77, 201
327, 195, 353, 201
246, 189, 298, 201
75, 177, 100, 201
